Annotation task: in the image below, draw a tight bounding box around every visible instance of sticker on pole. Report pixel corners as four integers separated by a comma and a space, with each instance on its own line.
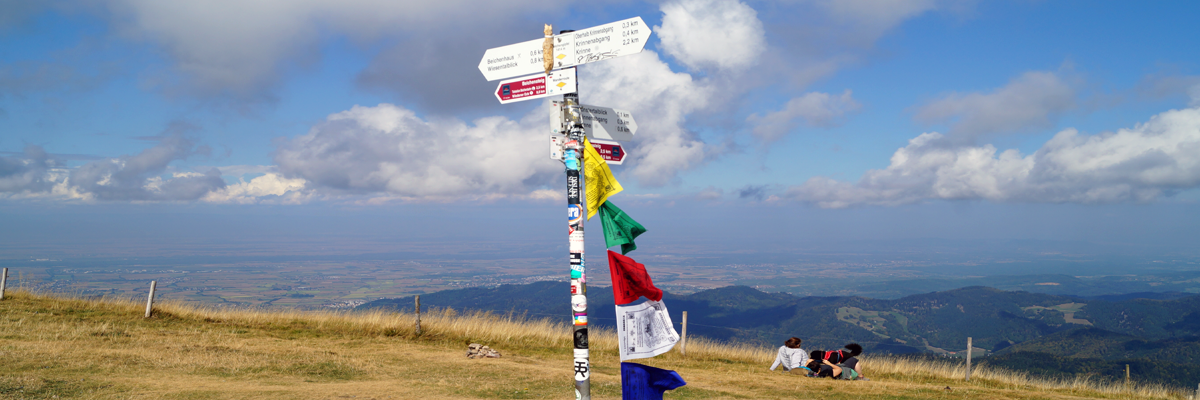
589, 139, 627, 165
495, 69, 576, 104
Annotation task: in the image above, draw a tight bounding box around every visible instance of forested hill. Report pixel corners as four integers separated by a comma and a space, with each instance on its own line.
358, 282, 1200, 355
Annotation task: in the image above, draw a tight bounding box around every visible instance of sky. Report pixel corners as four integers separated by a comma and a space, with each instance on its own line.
2, 0, 1199, 262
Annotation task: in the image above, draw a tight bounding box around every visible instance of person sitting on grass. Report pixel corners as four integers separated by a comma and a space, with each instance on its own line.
806, 357, 867, 380
768, 337, 811, 375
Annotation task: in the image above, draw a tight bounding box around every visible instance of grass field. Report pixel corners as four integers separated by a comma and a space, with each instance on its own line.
0, 289, 1188, 399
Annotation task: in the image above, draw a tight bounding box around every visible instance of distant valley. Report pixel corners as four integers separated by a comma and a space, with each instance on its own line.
361, 282, 1200, 388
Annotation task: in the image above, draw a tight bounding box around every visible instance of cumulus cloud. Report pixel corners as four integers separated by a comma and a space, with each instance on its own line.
789, 105, 1200, 208
202, 173, 310, 204
747, 90, 861, 142
68, 132, 226, 201
582, 51, 713, 186
0, 130, 235, 202
657, 0, 766, 72
274, 103, 559, 200
914, 71, 1078, 141
0, 145, 62, 194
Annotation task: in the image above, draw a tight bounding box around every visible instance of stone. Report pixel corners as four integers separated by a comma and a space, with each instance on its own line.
466, 343, 501, 359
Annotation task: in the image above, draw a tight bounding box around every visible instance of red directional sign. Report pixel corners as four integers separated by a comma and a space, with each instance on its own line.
590, 139, 626, 165
495, 69, 576, 104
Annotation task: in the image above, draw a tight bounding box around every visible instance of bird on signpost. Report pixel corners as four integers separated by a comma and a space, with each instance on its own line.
543, 24, 554, 75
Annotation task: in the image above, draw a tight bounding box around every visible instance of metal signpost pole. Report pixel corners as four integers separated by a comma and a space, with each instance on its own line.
480, 20, 651, 399
564, 82, 590, 400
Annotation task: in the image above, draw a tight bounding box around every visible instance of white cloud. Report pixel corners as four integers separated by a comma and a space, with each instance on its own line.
657, 0, 766, 72
0, 133, 232, 202
914, 71, 1077, 140
273, 103, 559, 200
747, 90, 861, 143
0, 145, 60, 194
202, 173, 310, 204
581, 51, 713, 187
789, 105, 1200, 208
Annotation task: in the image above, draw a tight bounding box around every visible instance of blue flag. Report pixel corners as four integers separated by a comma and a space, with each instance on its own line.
621, 362, 686, 400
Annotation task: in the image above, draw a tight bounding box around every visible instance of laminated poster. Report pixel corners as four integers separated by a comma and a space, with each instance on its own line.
616, 300, 679, 361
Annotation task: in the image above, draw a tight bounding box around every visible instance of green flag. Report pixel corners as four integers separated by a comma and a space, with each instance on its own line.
599, 201, 646, 255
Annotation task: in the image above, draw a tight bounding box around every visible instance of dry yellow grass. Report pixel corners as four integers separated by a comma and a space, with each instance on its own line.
0, 289, 1189, 399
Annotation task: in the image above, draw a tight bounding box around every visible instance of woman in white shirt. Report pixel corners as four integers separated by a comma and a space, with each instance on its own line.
768, 337, 810, 374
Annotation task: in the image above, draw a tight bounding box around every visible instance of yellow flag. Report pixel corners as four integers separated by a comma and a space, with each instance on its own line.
584, 137, 622, 220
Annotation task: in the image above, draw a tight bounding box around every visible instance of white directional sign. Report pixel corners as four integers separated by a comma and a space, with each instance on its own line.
554, 17, 651, 71
495, 69, 576, 104
579, 105, 636, 142
479, 17, 652, 81
550, 101, 637, 143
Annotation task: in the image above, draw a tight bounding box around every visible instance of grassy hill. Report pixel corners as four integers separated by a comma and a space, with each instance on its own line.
0, 289, 1189, 399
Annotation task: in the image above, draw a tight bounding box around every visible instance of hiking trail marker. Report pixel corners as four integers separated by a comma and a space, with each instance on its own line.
481, 18, 652, 400
478, 17, 651, 81
589, 139, 626, 165
551, 102, 633, 164
495, 69, 577, 104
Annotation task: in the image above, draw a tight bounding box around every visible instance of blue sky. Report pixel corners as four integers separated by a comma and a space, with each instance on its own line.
2, 1, 1199, 260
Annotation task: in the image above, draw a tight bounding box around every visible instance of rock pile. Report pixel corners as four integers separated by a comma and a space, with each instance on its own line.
466, 343, 501, 359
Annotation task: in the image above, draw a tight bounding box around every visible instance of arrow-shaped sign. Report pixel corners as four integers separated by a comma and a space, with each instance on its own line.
479, 17, 652, 81
495, 69, 576, 104
590, 139, 626, 165
551, 101, 637, 142
579, 105, 636, 142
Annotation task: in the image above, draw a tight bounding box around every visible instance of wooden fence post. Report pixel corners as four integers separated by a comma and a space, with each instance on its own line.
1126, 364, 1130, 386
0, 268, 8, 300
680, 311, 688, 356
414, 295, 422, 336
144, 280, 157, 318
965, 337, 972, 382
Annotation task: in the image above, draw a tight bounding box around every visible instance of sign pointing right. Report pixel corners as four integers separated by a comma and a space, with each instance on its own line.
580, 105, 636, 142
551, 101, 638, 142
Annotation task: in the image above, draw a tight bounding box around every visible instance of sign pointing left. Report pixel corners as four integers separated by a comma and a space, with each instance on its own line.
495, 69, 576, 104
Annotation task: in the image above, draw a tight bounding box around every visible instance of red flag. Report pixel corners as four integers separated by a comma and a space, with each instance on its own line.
608, 250, 663, 305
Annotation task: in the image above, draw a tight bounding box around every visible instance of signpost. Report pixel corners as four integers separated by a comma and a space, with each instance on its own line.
481, 18, 652, 400
495, 69, 577, 104
478, 17, 651, 81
